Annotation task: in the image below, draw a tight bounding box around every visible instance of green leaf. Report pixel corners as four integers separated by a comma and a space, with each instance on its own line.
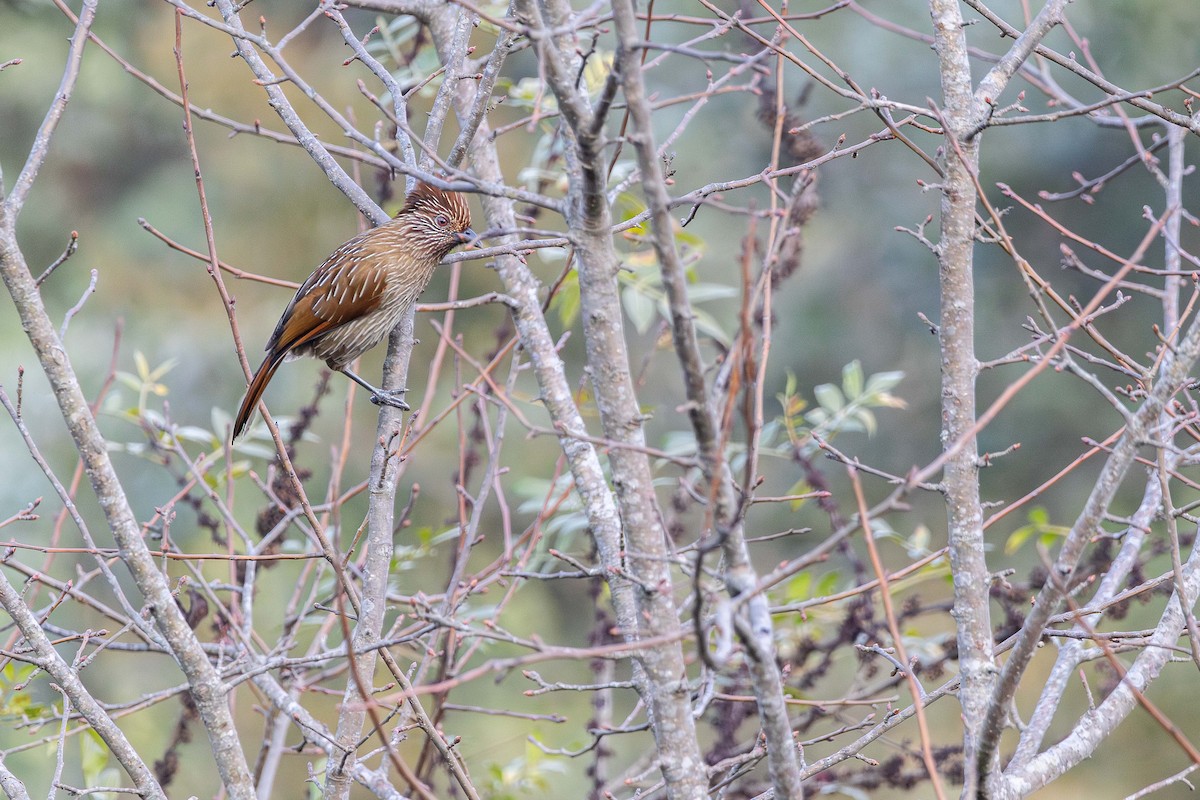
114, 372, 141, 392
1005, 506, 1070, 555
786, 478, 812, 511
908, 524, 932, 555
813, 383, 843, 413
616, 192, 649, 235
508, 77, 558, 112
580, 50, 614, 97
691, 306, 732, 347
134, 350, 150, 380
815, 571, 840, 596
552, 271, 580, 328
686, 283, 737, 303
81, 730, 110, 784
854, 408, 878, 436
175, 425, 214, 445
785, 572, 811, 602
842, 360, 864, 399
211, 406, 233, 433
623, 284, 656, 334
233, 440, 277, 460
147, 356, 178, 383
866, 370, 905, 395
414, 527, 436, 547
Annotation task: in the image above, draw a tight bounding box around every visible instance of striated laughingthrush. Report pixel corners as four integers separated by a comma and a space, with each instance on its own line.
233, 182, 474, 438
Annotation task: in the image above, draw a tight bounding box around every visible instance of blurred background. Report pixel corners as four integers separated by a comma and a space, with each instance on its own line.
2, 1, 1200, 796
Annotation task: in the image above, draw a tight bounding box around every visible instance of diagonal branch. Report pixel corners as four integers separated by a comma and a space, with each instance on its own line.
2, 0, 97, 214
970, 0, 1071, 130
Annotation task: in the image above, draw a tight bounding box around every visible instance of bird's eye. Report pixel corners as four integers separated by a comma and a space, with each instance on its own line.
434, 213, 450, 228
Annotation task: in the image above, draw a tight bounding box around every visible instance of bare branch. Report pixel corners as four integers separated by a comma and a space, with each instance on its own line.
3, 0, 97, 214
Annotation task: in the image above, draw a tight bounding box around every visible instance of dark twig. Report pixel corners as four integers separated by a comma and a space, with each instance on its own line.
34, 231, 79, 287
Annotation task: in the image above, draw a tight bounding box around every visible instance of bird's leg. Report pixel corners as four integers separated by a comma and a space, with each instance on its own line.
339, 368, 411, 410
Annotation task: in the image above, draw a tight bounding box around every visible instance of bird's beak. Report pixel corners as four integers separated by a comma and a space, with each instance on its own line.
456, 228, 481, 248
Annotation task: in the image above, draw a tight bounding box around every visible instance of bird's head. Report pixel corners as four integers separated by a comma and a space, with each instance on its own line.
401, 181, 477, 259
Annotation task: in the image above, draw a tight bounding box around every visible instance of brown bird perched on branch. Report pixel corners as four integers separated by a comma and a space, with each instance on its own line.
233, 182, 474, 438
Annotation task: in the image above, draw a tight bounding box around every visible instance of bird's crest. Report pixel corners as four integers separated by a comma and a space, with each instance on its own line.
403, 181, 471, 232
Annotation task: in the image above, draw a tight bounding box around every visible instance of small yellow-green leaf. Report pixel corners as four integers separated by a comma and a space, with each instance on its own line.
81, 730, 110, 782
552, 272, 580, 328
842, 360, 864, 398
815, 571, 841, 596
785, 572, 812, 602
581, 50, 614, 96
786, 478, 812, 511
1004, 507, 1069, 555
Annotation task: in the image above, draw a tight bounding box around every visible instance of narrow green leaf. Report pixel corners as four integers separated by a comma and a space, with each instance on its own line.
842, 359, 864, 398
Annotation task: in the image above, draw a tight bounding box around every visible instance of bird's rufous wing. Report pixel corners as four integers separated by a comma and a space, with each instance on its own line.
265, 237, 387, 355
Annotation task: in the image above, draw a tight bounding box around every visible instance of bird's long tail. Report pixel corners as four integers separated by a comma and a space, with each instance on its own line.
233, 353, 284, 439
